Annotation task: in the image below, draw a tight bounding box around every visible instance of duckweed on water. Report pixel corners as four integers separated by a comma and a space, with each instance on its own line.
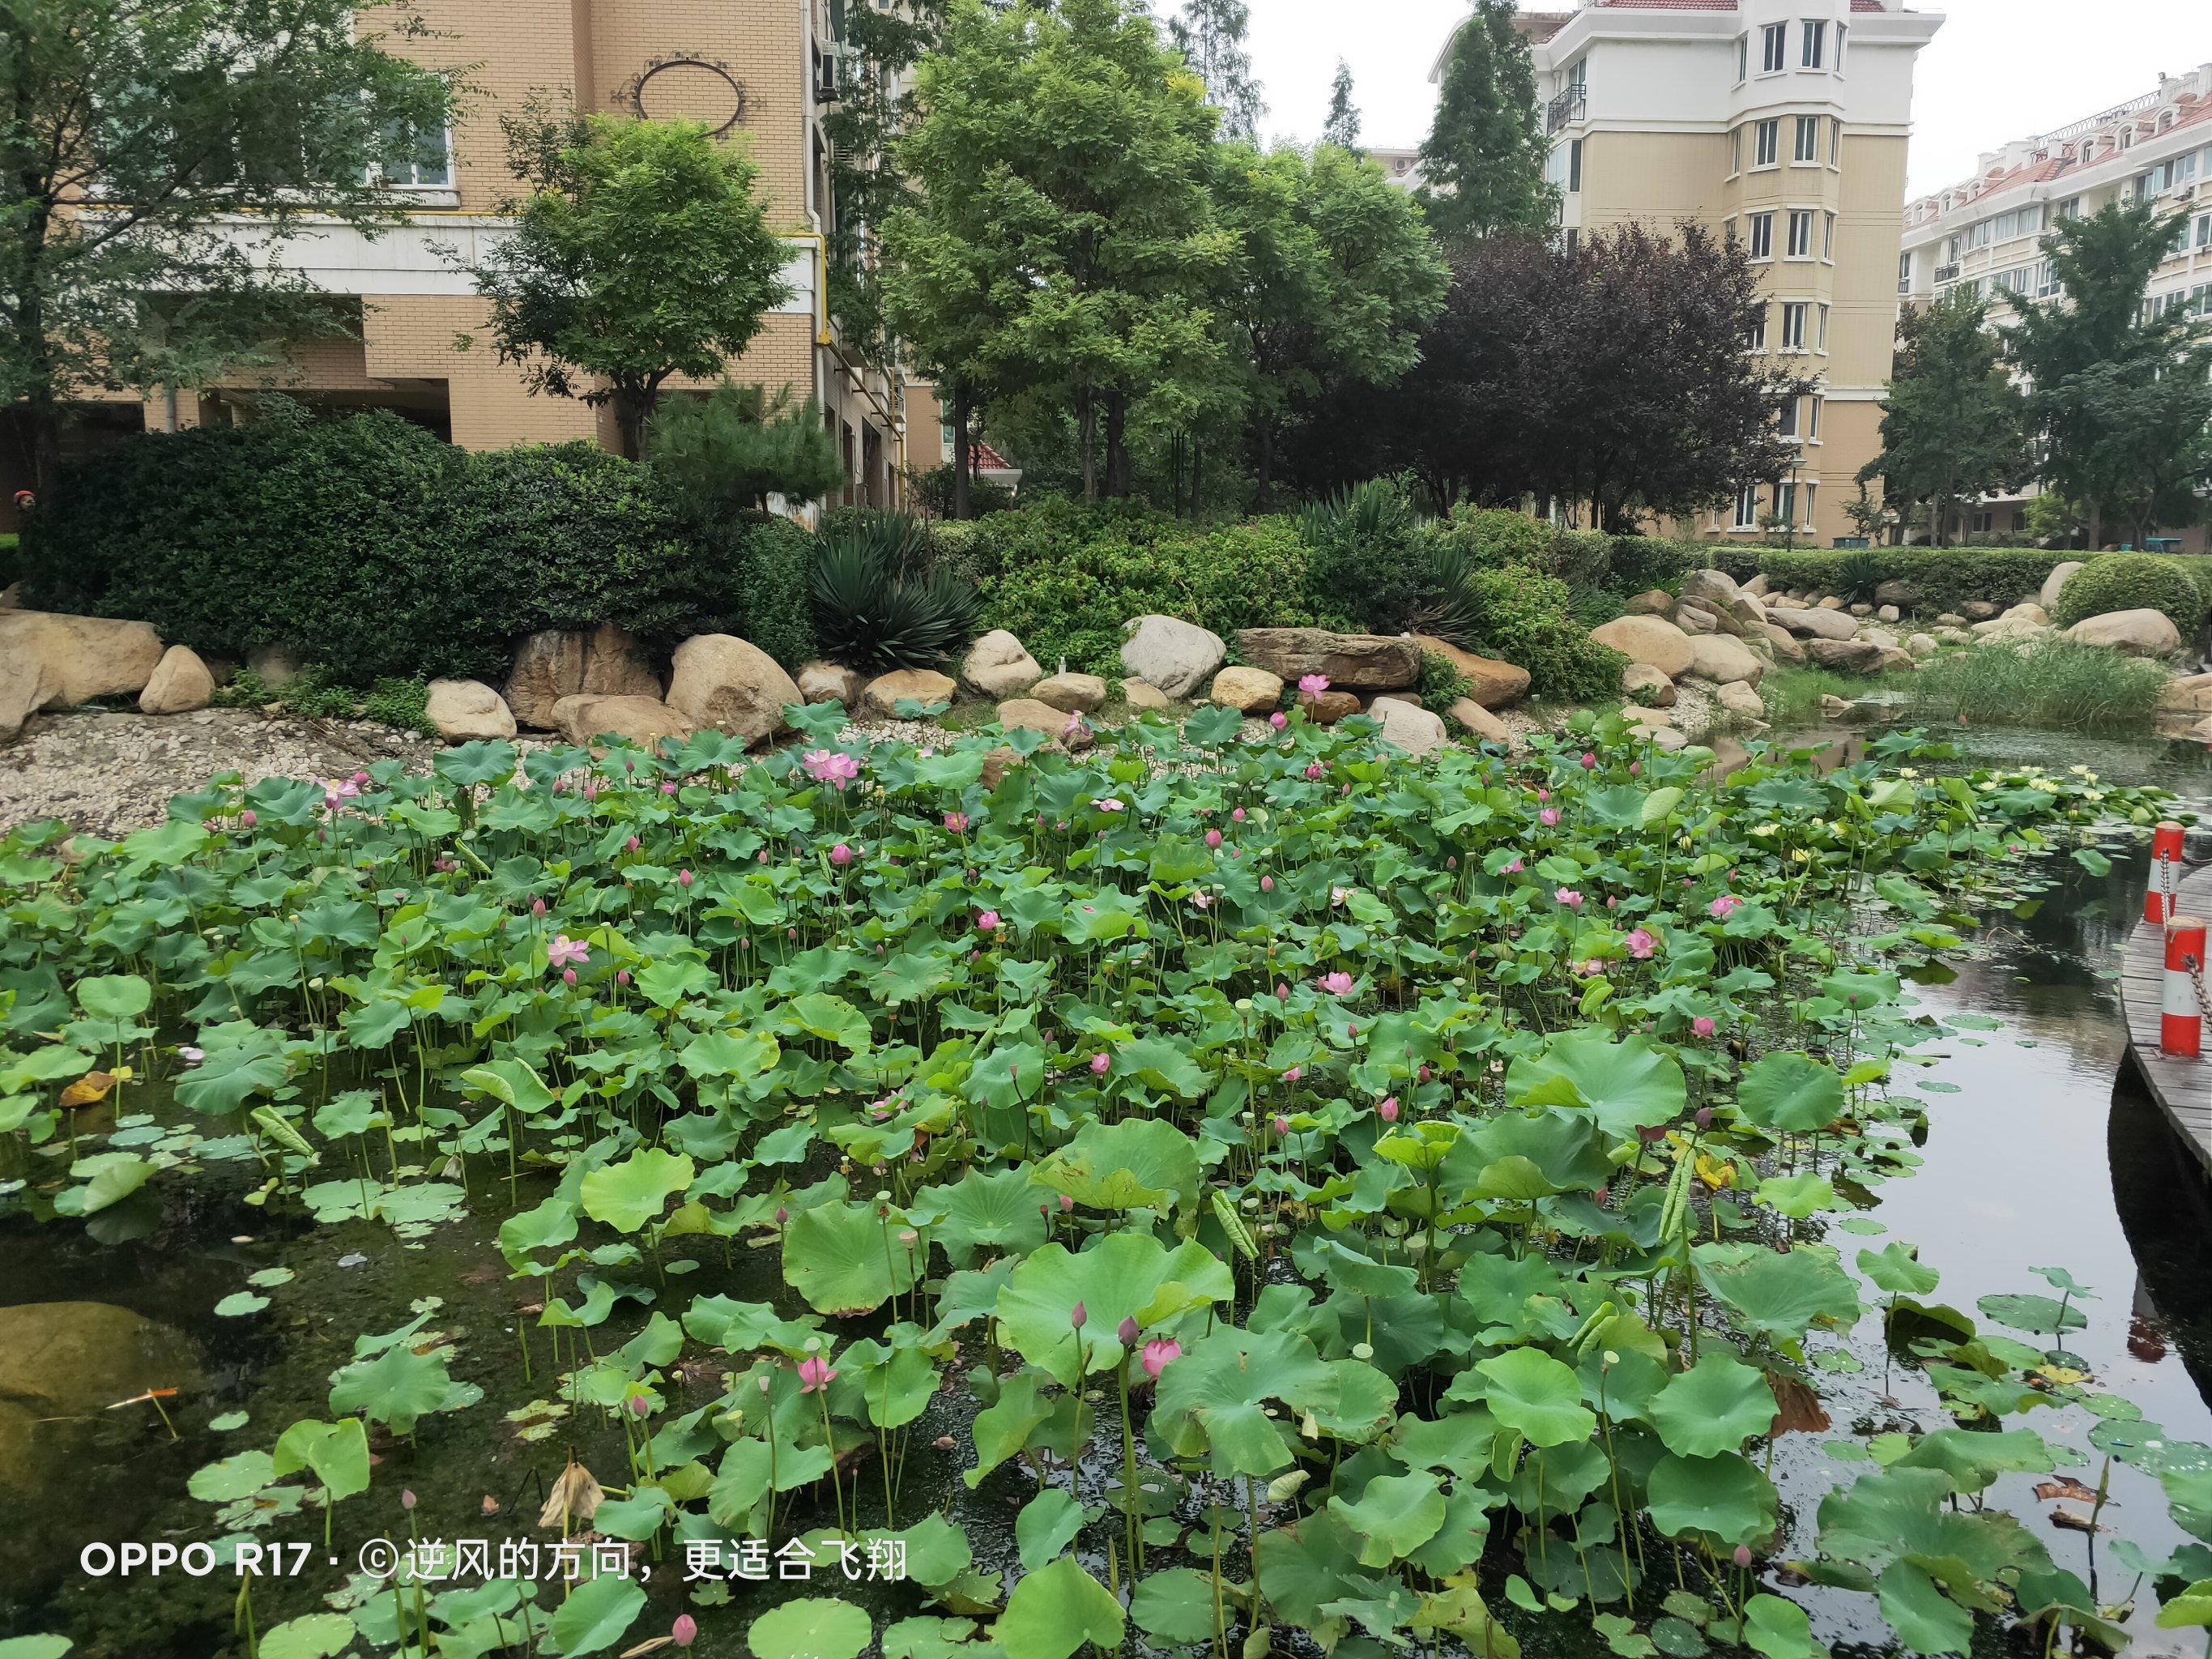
2, 700, 2210, 1659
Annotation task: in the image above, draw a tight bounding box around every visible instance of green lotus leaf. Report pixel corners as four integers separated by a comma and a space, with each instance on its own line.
1030, 1116, 1201, 1215
1877, 1560, 1971, 1657
1735, 1053, 1844, 1133
1858, 1242, 1940, 1296
1154, 1326, 1338, 1476
914, 1166, 1050, 1268
995, 1233, 1233, 1386
578, 1146, 693, 1233
747, 1598, 872, 1659
1645, 1453, 1777, 1548
1473, 1347, 1596, 1448
1255, 1508, 1386, 1640
1014, 1486, 1085, 1572
881, 1615, 999, 1659
965, 1369, 1057, 1491
1328, 1469, 1447, 1567
1741, 1595, 1812, 1659
188, 1450, 275, 1503
272, 1418, 371, 1502
499, 1196, 578, 1264
327, 1341, 454, 1436
1752, 1172, 1837, 1218
1413, 1584, 1522, 1659
1694, 1243, 1862, 1340
991, 1556, 1123, 1659
459, 1058, 555, 1114
75, 973, 151, 1021
1975, 1293, 2086, 1335
213, 1293, 267, 1320
1110, 1036, 1210, 1098
82, 1156, 155, 1214
633, 957, 715, 1009
834, 1329, 940, 1428
2155, 1578, 2212, 1629
778, 992, 874, 1053
1506, 1027, 1686, 1137
0, 1638, 74, 1659
783, 1200, 919, 1316
2164, 1467, 2212, 1542
1645, 1353, 1778, 1459
1892, 1428, 2054, 1493
676, 1029, 779, 1081
1441, 1108, 1611, 1201
255, 1614, 357, 1659
1131, 1567, 1222, 1645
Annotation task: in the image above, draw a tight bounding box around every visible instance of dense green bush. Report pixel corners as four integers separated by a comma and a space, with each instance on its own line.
1549, 530, 1613, 592
1460, 566, 1626, 702
24, 411, 489, 684
1609, 537, 1708, 595
735, 515, 820, 667
1429, 506, 1551, 572
1298, 480, 1431, 635
1754, 548, 2073, 616
2050, 552, 2208, 633
979, 512, 1340, 676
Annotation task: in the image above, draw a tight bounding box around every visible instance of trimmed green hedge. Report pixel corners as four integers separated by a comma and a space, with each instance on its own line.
2051, 553, 2209, 633
1752, 548, 2073, 616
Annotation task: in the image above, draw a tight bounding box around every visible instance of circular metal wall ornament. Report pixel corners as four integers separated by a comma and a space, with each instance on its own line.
625, 55, 748, 135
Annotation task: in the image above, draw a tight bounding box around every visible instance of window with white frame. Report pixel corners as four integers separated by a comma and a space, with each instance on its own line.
2035, 260, 2060, 298
377, 118, 452, 187
1745, 305, 1769, 352
1817, 304, 1830, 352
1732, 127, 1743, 175
1775, 480, 1798, 524
1794, 117, 1819, 163
1761, 23, 1788, 72
1809, 394, 1823, 440
1831, 117, 1843, 165
1748, 212, 1775, 259
1835, 23, 1846, 71
1781, 302, 1809, 350
2198, 214, 2212, 249
1823, 211, 1836, 260
2056, 196, 2081, 221
1802, 19, 1826, 68
1778, 397, 1800, 438
1788, 211, 1813, 258
1754, 120, 1779, 167
1801, 482, 1818, 527
1898, 249, 1912, 292
1736, 484, 1761, 528
1737, 34, 1750, 82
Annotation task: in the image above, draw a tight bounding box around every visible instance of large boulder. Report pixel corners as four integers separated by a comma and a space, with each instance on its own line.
1673, 603, 1720, 637
0, 610, 164, 710
1623, 663, 1677, 708
1303, 689, 1362, 725
1873, 578, 1919, 609
1119, 679, 1173, 711
1805, 638, 1884, 674
550, 694, 693, 750
998, 697, 1093, 749
668, 635, 803, 743
1367, 696, 1447, 758
1411, 635, 1530, 707
138, 646, 214, 715
1209, 667, 1284, 714
1907, 633, 1938, 659
424, 678, 516, 742
1677, 567, 1740, 609
862, 667, 958, 718
1715, 680, 1767, 719
2157, 672, 2212, 714
1688, 633, 1764, 687
1962, 599, 2001, 621
1858, 627, 1901, 651
1030, 672, 1109, 714
1767, 606, 1859, 642
1447, 697, 1511, 745
1626, 591, 1674, 616
2039, 561, 2086, 612
1726, 594, 1769, 630
0, 1302, 202, 1501
1741, 574, 1771, 597
797, 660, 867, 707
1758, 622, 1808, 663
1119, 616, 1225, 700
1588, 615, 1696, 678
508, 624, 661, 730
1235, 627, 1421, 690
961, 630, 1042, 698
2065, 608, 2184, 658
0, 653, 39, 742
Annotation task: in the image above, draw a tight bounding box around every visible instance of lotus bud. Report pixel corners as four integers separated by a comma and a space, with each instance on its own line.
1379, 1097, 1400, 1123
401, 1489, 417, 1511
678, 868, 693, 887
672, 1614, 699, 1648
1629, 761, 1641, 776
1274, 1116, 1290, 1137
1205, 829, 1221, 848
240, 810, 258, 828
1581, 753, 1596, 770
1119, 1316, 1140, 1346
1090, 1052, 1110, 1075
1261, 875, 1274, 891
1271, 712, 1288, 730
531, 898, 547, 916
1418, 1065, 1431, 1083
629, 1396, 650, 1417
1058, 1193, 1073, 1212
562, 968, 577, 986
775, 1206, 789, 1225
758, 1373, 772, 1394
1233, 808, 1246, 821
1070, 1301, 1087, 1330
1694, 1107, 1713, 1130
1733, 1545, 1754, 1568
626, 836, 640, 851
1595, 1187, 1611, 1205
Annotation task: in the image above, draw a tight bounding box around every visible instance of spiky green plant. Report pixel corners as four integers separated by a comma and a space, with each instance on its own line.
1835, 550, 1884, 605
812, 514, 978, 672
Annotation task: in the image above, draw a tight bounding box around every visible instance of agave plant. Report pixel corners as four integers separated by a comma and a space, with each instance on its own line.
812, 514, 978, 672
1835, 549, 1884, 604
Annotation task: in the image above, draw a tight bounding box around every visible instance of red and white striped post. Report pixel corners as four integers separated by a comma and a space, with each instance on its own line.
2146, 822, 2187, 925
2164, 916, 2206, 1060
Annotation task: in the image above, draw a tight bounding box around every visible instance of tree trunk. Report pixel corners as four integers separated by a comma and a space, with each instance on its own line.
1104, 392, 1128, 498
1078, 389, 1097, 504
614, 391, 647, 463
951, 386, 973, 522
1190, 438, 1204, 518
28, 394, 61, 501
2086, 500, 2103, 552
1253, 416, 1273, 513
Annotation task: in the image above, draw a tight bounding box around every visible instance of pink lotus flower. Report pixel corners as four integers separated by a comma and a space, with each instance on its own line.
1283, 1066, 1302, 1081
1270, 712, 1288, 730
1331, 886, 1349, 906
1190, 890, 1211, 910
677, 868, 693, 887
977, 910, 1000, 932
1555, 888, 1584, 909
1379, 1096, 1400, 1123
802, 749, 862, 790
1274, 1115, 1290, 1135
1142, 1338, 1181, 1379
1232, 808, 1246, 821
1573, 959, 1604, 978
1502, 858, 1524, 874
562, 967, 578, 986
944, 811, 969, 833
1580, 753, 1596, 770
1626, 928, 1656, 959
1318, 971, 1353, 996
1628, 761, 1641, 776
1692, 1016, 1717, 1038
548, 934, 590, 969
830, 842, 853, 866
239, 810, 257, 828
672, 1614, 699, 1648
662, 781, 678, 795
1298, 673, 1331, 695
1710, 893, 1744, 919
1099, 798, 1125, 812
798, 1356, 837, 1392
1119, 1316, 1140, 1345
1090, 1053, 1110, 1075
1261, 875, 1274, 891
1539, 807, 1560, 826
1205, 828, 1222, 848
1305, 763, 1324, 779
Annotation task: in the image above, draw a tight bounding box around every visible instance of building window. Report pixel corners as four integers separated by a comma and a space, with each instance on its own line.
1898, 249, 1912, 292
1801, 482, 1818, 527
1737, 33, 1750, 82
1788, 211, 1813, 258
1818, 303, 1830, 352
2197, 213, 2212, 249
1754, 120, 1779, 168
1835, 23, 1847, 71
1736, 484, 1760, 528
1781, 302, 1809, 350
377, 119, 452, 187
1802, 19, 1826, 68
2056, 196, 2081, 221
1831, 117, 1843, 165
1794, 116, 1819, 163
1775, 480, 1798, 525
1569, 139, 1583, 193
1823, 211, 1837, 260
2035, 260, 2061, 298
1732, 127, 1743, 175
1745, 306, 1768, 352
1761, 23, 1787, 72
1777, 397, 1800, 438
1809, 394, 1823, 440
1748, 212, 1774, 259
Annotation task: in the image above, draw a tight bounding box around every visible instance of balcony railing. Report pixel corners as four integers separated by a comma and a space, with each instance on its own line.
1933, 263, 1961, 284
1546, 85, 1587, 135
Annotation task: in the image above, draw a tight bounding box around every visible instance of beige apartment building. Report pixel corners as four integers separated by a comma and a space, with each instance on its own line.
1899, 66, 2212, 552
96, 0, 912, 511
1480, 0, 1941, 545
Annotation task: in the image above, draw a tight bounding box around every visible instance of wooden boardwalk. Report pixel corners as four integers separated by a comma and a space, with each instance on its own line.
2125, 860, 2212, 1175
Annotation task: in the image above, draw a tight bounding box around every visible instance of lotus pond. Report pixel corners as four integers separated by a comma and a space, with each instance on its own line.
2, 702, 2211, 1659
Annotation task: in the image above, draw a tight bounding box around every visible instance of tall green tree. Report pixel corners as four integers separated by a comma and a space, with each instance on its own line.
647, 382, 846, 513
1170, 0, 1264, 144
0, 0, 450, 493
1321, 61, 1362, 152
467, 113, 791, 461
1416, 0, 1556, 245
884, 0, 1228, 504
1863, 288, 2027, 547
1210, 142, 1444, 505
2006, 199, 2212, 546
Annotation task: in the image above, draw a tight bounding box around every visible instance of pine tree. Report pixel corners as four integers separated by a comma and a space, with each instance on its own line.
1169, 0, 1264, 143
1864, 288, 2027, 546
1416, 0, 1556, 245
1321, 61, 1362, 152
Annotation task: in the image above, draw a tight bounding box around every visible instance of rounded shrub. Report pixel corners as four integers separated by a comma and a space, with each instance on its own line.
2051, 553, 2207, 633
1430, 506, 1552, 572
1460, 566, 1625, 702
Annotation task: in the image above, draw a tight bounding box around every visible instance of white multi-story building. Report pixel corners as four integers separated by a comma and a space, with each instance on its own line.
1899, 66, 2212, 548
1416, 0, 1944, 546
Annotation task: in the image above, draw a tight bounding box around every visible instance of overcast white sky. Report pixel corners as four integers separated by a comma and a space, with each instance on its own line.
1238, 0, 2212, 198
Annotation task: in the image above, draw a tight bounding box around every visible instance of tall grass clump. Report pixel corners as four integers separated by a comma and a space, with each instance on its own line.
1758, 667, 1869, 727
1907, 639, 2170, 730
